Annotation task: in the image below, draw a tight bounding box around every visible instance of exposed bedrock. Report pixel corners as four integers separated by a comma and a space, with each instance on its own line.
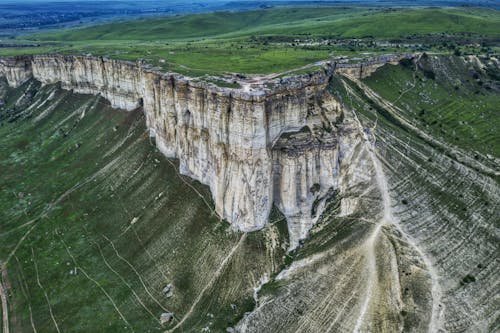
0, 54, 356, 247
0, 56, 33, 87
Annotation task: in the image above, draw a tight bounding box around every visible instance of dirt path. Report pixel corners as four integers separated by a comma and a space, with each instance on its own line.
345, 79, 443, 333
90, 238, 160, 324
242, 60, 330, 84
31, 248, 61, 333
61, 240, 133, 330
102, 235, 169, 313
393, 53, 422, 105
349, 108, 391, 333
0, 263, 9, 333
166, 234, 247, 333
0, 156, 121, 332
346, 76, 498, 178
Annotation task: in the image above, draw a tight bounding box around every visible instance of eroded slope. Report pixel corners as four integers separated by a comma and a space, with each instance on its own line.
0, 79, 288, 332
234, 55, 499, 333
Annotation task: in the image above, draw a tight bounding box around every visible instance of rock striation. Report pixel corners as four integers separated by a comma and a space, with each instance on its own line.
0, 54, 367, 248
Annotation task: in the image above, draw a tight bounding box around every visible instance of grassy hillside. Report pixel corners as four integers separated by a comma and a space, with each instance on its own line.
0, 79, 288, 332
363, 54, 500, 157
26, 7, 360, 41
1, 6, 498, 76
27, 7, 500, 41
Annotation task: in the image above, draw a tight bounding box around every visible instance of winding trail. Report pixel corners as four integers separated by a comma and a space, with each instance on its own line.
350, 107, 391, 333
0, 263, 9, 333
346, 76, 498, 177
393, 53, 422, 104
31, 248, 61, 333
345, 78, 443, 333
61, 240, 133, 330
90, 238, 160, 324
166, 234, 247, 333
102, 235, 169, 312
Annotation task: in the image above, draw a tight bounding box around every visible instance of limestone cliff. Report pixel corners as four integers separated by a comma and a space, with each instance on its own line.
0, 56, 33, 87
0, 54, 359, 248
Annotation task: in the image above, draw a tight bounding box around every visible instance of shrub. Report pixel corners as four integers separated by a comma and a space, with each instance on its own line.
460, 274, 476, 286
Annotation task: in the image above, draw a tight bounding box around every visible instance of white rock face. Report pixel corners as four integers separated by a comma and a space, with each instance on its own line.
272, 142, 339, 248
0, 55, 355, 248
0, 57, 33, 87
335, 53, 413, 78
31, 55, 143, 110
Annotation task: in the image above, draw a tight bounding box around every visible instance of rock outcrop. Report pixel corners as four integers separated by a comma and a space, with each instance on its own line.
0, 54, 362, 248
335, 53, 413, 79
0, 56, 33, 87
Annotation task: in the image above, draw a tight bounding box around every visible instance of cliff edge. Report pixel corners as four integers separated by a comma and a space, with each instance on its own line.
0, 54, 403, 248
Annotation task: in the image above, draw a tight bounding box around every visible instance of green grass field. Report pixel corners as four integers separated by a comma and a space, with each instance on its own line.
2, 6, 499, 76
